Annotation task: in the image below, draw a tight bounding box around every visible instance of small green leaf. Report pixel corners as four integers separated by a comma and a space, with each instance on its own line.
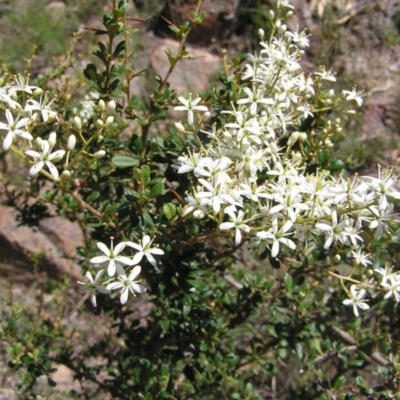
143, 209, 154, 227
318, 149, 329, 164
328, 159, 345, 171
83, 63, 98, 81
150, 182, 164, 198
141, 165, 150, 185
163, 203, 176, 221
86, 191, 100, 202
284, 273, 293, 292
112, 156, 139, 168
333, 375, 346, 389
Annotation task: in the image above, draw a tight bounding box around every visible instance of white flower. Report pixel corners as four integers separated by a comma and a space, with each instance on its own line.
174, 94, 208, 126
90, 238, 135, 277
350, 249, 372, 267
314, 67, 336, 82
25, 134, 65, 180
125, 235, 164, 266
0, 109, 32, 150
24, 95, 56, 123
342, 285, 369, 317
342, 88, 363, 107
256, 219, 296, 258
78, 270, 110, 307
382, 277, 400, 302
219, 208, 251, 245
7, 75, 40, 96
0, 89, 21, 109
107, 266, 147, 304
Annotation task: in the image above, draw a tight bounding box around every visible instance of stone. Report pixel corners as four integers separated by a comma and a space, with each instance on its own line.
150, 38, 221, 93
0, 204, 83, 281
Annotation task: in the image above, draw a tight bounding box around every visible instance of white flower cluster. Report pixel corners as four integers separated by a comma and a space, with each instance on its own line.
173, 0, 400, 316
0, 75, 158, 307
79, 236, 164, 306
0, 75, 116, 180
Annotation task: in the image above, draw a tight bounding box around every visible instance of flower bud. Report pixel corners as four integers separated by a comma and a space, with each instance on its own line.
48, 132, 57, 147
276, 20, 281, 29
258, 28, 265, 40
333, 254, 341, 264
286, 11, 293, 18
202, 111, 211, 122
193, 209, 205, 219
33, 88, 44, 98
288, 131, 299, 146
105, 116, 114, 126
98, 99, 105, 112
299, 132, 308, 142
106, 100, 116, 114
278, 24, 287, 34
174, 122, 185, 133
269, 10, 275, 19
67, 134, 76, 151
35, 137, 43, 147
96, 119, 104, 129
73, 116, 82, 130
61, 170, 71, 179
93, 150, 106, 159
47, 111, 58, 122
328, 89, 335, 98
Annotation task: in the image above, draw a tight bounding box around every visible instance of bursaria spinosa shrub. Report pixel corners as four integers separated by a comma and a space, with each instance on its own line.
2, 0, 400, 398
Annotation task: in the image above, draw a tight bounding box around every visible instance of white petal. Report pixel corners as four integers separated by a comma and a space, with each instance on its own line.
41, 140, 50, 155
120, 287, 129, 304
130, 283, 147, 294
114, 242, 127, 255
25, 150, 41, 159
220, 222, 235, 230
108, 260, 116, 276
132, 252, 143, 265
107, 281, 123, 291
125, 241, 141, 251
90, 255, 110, 264
3, 131, 13, 150
115, 256, 135, 266
235, 228, 242, 246
115, 264, 126, 277
149, 248, 164, 255
129, 265, 142, 280
142, 235, 151, 248
97, 242, 110, 256
90, 293, 97, 307
48, 150, 65, 161
29, 161, 44, 176
45, 161, 59, 180
145, 253, 156, 266
271, 240, 279, 258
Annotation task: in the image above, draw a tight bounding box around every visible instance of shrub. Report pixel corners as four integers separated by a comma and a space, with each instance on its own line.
1, 1, 400, 398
